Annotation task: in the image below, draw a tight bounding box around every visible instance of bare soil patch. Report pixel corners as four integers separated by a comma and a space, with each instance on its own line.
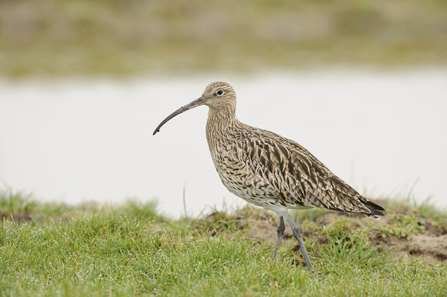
233, 203, 447, 265
0, 211, 34, 223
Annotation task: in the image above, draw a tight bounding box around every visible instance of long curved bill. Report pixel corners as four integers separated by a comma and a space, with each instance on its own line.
153, 95, 207, 135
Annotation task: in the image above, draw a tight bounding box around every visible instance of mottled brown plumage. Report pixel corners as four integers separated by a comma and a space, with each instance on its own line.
153, 81, 385, 272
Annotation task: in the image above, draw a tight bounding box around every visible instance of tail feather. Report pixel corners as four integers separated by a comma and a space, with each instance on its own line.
362, 199, 385, 216
328, 199, 385, 217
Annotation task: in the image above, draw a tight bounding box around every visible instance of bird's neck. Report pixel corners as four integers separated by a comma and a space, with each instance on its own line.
206, 106, 241, 148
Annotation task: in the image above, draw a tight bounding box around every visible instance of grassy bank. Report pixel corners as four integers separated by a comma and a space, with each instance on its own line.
1, 0, 447, 78
1, 189, 447, 296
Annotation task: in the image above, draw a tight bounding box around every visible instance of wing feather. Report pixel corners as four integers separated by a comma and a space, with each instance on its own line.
237, 126, 384, 217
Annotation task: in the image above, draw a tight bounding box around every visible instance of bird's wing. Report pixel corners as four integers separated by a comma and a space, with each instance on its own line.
236, 127, 384, 217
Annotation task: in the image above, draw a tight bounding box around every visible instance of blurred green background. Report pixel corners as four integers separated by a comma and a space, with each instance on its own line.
0, 0, 446, 78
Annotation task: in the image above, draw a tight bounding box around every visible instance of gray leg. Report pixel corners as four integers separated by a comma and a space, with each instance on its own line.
272, 216, 285, 260
283, 211, 314, 273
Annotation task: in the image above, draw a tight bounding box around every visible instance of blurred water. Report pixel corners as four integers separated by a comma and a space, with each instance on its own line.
1, 68, 446, 217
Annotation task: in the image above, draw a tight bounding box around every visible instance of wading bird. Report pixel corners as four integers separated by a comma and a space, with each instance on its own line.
153, 81, 385, 272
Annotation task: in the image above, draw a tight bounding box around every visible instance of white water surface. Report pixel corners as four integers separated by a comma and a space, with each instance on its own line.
1, 68, 446, 217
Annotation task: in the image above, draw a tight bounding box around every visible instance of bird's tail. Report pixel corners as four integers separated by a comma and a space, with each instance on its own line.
362, 199, 385, 219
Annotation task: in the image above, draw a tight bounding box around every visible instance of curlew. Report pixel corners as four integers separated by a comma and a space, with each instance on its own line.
153, 81, 385, 272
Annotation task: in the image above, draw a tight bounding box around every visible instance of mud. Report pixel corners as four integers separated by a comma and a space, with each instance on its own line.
0, 211, 34, 223
0, 211, 67, 224
235, 203, 447, 265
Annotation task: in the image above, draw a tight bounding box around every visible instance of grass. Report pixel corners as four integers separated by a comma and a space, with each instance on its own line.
1, 0, 447, 78
1, 190, 446, 296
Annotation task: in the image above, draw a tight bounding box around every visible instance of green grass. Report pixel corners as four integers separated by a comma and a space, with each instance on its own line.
1, 0, 447, 78
1, 190, 446, 296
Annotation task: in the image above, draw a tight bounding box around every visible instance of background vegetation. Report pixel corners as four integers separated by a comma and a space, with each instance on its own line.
1, 0, 446, 77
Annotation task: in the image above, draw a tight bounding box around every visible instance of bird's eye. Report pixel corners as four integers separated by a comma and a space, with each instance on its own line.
217, 90, 223, 95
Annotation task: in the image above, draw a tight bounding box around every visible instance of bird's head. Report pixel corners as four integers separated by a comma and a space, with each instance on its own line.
201, 81, 236, 109
153, 81, 236, 135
